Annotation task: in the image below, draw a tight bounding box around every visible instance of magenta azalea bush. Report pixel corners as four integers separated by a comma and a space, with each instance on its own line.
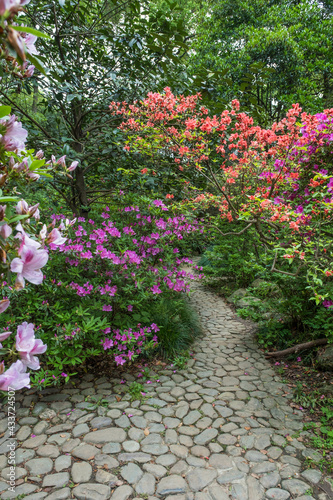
1, 196, 204, 387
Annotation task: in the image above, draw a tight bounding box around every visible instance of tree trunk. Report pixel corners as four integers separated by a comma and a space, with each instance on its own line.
74, 165, 90, 217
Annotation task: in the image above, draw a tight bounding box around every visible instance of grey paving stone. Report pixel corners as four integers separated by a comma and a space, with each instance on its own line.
156, 475, 188, 496
55, 454, 71, 472
95, 469, 118, 484
142, 444, 168, 455
72, 444, 99, 460
37, 444, 60, 458
209, 453, 233, 469
73, 483, 111, 499
135, 472, 156, 495
266, 489, 290, 500
94, 453, 119, 468
217, 469, 245, 484
110, 485, 134, 500
301, 468, 322, 483
156, 453, 177, 466
123, 440, 140, 452
72, 462, 92, 482
42, 472, 70, 487
193, 428, 218, 445
83, 427, 126, 443
26, 457, 53, 474
121, 463, 143, 484
22, 434, 47, 448
281, 479, 311, 496
118, 452, 152, 463
186, 468, 217, 491
143, 463, 167, 478
2, 483, 38, 499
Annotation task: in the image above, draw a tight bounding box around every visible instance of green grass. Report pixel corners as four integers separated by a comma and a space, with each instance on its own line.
150, 296, 202, 358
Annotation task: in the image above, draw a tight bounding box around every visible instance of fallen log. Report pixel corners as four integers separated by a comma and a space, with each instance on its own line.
265, 338, 328, 358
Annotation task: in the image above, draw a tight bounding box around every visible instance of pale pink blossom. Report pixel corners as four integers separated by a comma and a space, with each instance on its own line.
0, 0, 30, 14
11, 243, 48, 286
15, 322, 47, 370
13, 159, 28, 173
0, 360, 30, 390
39, 224, 47, 240
0, 205, 6, 220
68, 161, 78, 172
26, 171, 40, 181
47, 228, 66, 246
24, 65, 35, 77
0, 115, 28, 153
16, 199, 29, 214
0, 223, 12, 239
24, 34, 38, 56
0, 331, 11, 341
57, 155, 66, 167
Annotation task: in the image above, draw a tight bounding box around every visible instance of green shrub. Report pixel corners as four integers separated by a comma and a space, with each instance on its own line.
149, 295, 202, 358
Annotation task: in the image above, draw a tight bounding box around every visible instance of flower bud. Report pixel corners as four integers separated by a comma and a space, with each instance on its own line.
28, 203, 40, 218
16, 199, 29, 214
0, 205, 6, 221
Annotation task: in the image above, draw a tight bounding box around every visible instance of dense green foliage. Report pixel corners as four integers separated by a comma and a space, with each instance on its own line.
200, 227, 333, 356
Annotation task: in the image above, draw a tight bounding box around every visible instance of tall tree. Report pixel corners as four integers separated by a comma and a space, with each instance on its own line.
185, 0, 333, 122
1, 0, 190, 215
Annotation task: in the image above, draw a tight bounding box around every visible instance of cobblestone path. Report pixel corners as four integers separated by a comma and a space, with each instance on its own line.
0, 279, 332, 500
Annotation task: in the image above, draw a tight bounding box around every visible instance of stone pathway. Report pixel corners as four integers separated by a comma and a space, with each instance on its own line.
0, 278, 332, 500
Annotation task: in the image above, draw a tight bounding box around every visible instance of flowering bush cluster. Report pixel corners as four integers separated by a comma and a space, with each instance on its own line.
1, 196, 204, 386
111, 89, 333, 311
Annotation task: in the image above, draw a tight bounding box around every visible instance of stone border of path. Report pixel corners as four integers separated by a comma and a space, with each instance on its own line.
0, 275, 332, 499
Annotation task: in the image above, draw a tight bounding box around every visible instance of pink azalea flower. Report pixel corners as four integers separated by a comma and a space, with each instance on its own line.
0, 360, 30, 390
102, 305, 112, 311
16, 322, 47, 369
11, 243, 48, 286
115, 355, 126, 366
0, 115, 28, 153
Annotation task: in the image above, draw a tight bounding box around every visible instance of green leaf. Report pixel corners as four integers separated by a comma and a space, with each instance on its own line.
29, 159, 46, 171
0, 106, 11, 119
10, 26, 51, 39
27, 54, 47, 75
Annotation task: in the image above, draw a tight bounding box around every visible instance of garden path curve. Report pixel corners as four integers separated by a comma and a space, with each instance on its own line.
0, 273, 332, 500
